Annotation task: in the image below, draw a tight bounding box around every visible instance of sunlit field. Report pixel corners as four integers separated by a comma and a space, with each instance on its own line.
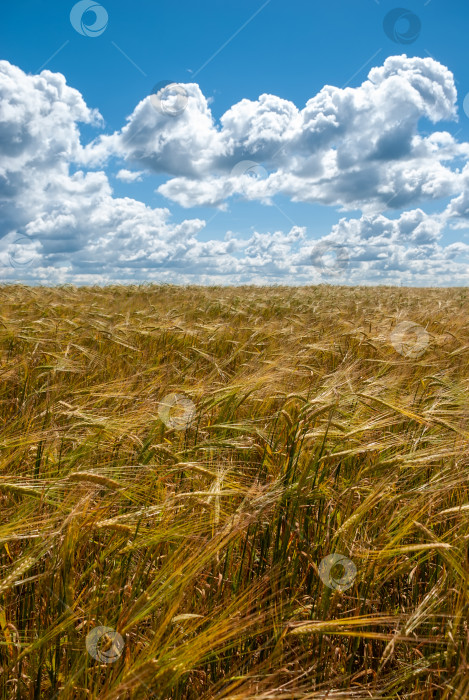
0, 284, 467, 699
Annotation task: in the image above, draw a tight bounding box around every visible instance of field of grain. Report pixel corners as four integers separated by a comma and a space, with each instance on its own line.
0, 284, 467, 699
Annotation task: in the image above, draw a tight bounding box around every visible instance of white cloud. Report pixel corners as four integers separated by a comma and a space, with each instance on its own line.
0, 61, 206, 282
93, 54, 468, 214
1, 58, 469, 285
116, 169, 144, 183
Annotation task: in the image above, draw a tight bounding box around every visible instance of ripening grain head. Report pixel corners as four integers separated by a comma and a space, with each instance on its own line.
0, 284, 468, 699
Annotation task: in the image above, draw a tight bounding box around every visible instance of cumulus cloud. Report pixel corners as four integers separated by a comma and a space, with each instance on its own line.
91, 54, 469, 214
0, 61, 206, 282
116, 169, 144, 183
1, 57, 469, 285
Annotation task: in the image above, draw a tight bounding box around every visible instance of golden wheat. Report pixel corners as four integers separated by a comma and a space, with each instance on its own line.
0, 284, 467, 699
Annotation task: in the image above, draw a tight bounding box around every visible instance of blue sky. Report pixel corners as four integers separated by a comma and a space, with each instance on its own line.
1, 0, 469, 284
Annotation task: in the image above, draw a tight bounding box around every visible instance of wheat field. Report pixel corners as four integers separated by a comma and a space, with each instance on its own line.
0, 284, 467, 699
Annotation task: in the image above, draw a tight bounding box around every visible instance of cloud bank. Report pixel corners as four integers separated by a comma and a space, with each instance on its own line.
1, 56, 469, 284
